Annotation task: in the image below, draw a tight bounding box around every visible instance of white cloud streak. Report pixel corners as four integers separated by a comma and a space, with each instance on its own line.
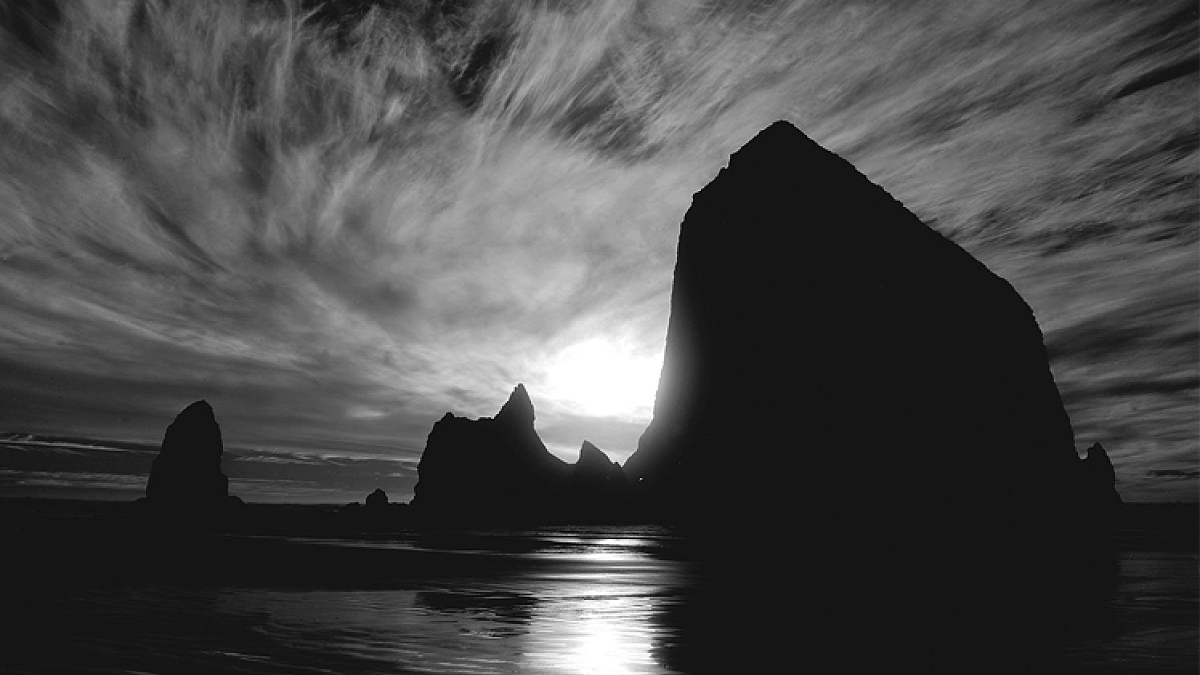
0, 0, 1194, 501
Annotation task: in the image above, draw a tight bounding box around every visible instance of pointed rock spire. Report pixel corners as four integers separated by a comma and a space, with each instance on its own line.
496, 383, 535, 426
572, 440, 627, 485
576, 440, 611, 468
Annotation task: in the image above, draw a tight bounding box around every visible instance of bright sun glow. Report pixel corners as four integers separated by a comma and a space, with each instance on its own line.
543, 338, 661, 418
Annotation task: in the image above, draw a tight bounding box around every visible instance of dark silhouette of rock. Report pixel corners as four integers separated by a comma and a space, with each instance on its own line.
412, 384, 571, 523
572, 440, 627, 485
624, 120, 1089, 547
337, 488, 411, 531
1077, 442, 1124, 535
567, 441, 631, 521
618, 120, 1119, 670
365, 488, 389, 510
495, 382, 536, 426
412, 386, 635, 523
145, 400, 230, 509
1080, 443, 1121, 501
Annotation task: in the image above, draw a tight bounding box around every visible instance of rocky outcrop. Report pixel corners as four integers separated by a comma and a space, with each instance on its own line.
495, 382, 536, 426
572, 441, 627, 486
365, 488, 389, 510
623, 120, 1090, 549
145, 400, 231, 509
1077, 442, 1124, 535
412, 384, 571, 523
339, 487, 409, 530
617, 118, 1124, 672
412, 385, 632, 523
567, 441, 631, 521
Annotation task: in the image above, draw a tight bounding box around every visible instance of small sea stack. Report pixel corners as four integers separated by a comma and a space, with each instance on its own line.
145, 400, 231, 509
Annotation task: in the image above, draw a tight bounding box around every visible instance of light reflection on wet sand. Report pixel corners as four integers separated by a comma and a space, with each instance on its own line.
518, 576, 665, 674
14, 528, 1196, 673
216, 527, 689, 674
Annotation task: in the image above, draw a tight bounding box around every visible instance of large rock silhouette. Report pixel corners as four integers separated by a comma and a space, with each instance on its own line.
413, 384, 631, 523
145, 400, 230, 508
623, 119, 1115, 671
624, 120, 1085, 548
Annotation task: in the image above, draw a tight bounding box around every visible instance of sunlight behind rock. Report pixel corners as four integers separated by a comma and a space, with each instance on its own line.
542, 338, 661, 420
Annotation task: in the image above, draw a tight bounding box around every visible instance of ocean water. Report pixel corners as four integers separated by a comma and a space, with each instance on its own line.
8, 526, 1197, 674
1059, 551, 1199, 672
11, 527, 693, 674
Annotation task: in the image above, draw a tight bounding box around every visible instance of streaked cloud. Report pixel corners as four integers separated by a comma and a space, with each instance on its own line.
0, 433, 419, 503
0, 0, 1194, 502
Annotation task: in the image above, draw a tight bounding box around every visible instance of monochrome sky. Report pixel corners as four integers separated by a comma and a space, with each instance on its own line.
0, 0, 1195, 502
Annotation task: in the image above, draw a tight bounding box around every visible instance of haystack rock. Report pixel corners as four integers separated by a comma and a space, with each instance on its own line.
623, 120, 1088, 549
145, 400, 230, 508
412, 384, 570, 523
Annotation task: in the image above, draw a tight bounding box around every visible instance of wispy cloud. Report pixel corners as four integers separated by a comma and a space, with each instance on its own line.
0, 433, 420, 503
0, 0, 1194, 502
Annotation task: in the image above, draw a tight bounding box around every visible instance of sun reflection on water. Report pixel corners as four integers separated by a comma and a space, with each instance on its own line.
518, 537, 668, 675
212, 530, 685, 674
523, 591, 660, 675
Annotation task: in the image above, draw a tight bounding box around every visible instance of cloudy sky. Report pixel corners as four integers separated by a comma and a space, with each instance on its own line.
0, 0, 1195, 503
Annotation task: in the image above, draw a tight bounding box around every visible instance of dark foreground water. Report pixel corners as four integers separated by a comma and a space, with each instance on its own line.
6, 523, 1198, 674
1058, 551, 1198, 672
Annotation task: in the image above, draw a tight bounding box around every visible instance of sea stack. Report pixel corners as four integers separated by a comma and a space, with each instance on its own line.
1078, 442, 1124, 535
365, 488, 389, 510
572, 440, 627, 487
412, 384, 571, 523
145, 400, 230, 508
412, 385, 635, 523
568, 440, 631, 521
623, 120, 1084, 549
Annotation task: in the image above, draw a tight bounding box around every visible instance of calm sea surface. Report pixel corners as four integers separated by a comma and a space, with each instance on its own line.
10, 526, 1197, 674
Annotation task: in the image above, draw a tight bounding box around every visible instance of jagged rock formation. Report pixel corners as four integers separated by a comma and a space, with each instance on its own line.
573, 440, 627, 486
145, 400, 231, 508
623, 120, 1089, 549
567, 440, 631, 520
412, 385, 631, 523
413, 384, 569, 523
